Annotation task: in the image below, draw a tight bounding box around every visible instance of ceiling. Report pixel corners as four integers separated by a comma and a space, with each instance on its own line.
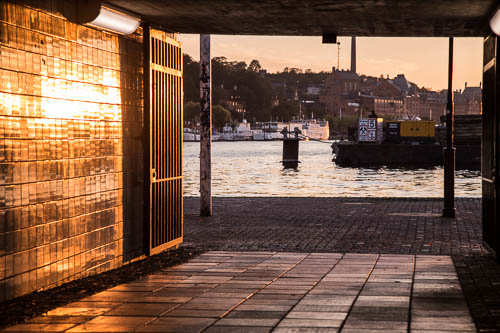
105, 0, 496, 37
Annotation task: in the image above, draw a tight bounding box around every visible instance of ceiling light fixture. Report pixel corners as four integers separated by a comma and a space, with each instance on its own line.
88, 6, 140, 35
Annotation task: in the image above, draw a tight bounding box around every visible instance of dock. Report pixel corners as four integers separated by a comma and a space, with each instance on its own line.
333, 142, 480, 170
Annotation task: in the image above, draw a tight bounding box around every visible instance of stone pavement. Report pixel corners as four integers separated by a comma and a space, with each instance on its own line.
2, 251, 475, 332
182, 197, 500, 332
3, 196, 498, 332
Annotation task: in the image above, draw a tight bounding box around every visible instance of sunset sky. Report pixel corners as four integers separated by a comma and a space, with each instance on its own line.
179, 34, 483, 92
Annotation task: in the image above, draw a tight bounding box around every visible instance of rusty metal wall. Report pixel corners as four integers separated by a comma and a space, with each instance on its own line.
0, 1, 145, 301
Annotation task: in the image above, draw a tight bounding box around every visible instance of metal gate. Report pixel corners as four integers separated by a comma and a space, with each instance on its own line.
482, 34, 499, 258
144, 26, 183, 255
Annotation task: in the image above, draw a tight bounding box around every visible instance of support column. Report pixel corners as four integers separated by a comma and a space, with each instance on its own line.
443, 37, 456, 218
200, 34, 212, 216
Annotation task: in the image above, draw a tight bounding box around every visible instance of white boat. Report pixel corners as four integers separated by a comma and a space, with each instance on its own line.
262, 121, 285, 140
183, 128, 198, 142
233, 120, 253, 141
221, 123, 234, 141
252, 130, 265, 141
301, 119, 329, 140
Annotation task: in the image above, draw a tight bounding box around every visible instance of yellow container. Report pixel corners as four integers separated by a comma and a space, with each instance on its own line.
400, 121, 435, 137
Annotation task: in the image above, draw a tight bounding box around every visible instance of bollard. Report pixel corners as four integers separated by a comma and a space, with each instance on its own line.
281, 127, 300, 168
282, 138, 300, 168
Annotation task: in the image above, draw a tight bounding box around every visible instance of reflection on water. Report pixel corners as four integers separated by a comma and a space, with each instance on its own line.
183, 141, 481, 197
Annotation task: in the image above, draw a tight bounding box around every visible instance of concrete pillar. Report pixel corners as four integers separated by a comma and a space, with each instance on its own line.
443, 37, 456, 218
200, 34, 212, 216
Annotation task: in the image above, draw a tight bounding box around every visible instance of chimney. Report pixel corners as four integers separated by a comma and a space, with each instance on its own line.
351, 36, 356, 73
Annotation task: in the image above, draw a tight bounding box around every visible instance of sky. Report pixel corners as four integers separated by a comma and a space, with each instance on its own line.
179, 34, 483, 92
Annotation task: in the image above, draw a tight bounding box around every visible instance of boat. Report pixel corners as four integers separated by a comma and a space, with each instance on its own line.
301, 119, 330, 140
252, 130, 265, 141
262, 121, 284, 140
332, 117, 480, 170
233, 120, 253, 141
221, 123, 234, 141
183, 128, 198, 142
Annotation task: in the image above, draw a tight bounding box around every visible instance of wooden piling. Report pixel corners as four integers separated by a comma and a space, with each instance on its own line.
443, 37, 456, 218
200, 34, 212, 216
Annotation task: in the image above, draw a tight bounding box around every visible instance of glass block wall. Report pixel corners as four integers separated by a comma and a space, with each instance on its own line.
0, 1, 145, 301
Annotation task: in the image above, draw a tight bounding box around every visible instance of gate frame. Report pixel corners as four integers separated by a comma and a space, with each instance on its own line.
482, 34, 500, 260
143, 24, 184, 256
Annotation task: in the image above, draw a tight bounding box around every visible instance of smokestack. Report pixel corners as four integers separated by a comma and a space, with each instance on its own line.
351, 36, 356, 73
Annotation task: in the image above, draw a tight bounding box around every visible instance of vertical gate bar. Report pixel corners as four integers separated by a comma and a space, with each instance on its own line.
176, 75, 180, 177
495, 36, 500, 258
159, 72, 163, 245
171, 74, 174, 179
180, 47, 184, 236
443, 37, 456, 218
143, 24, 151, 254
170, 73, 173, 240
180, 53, 184, 237
167, 71, 170, 243
174, 72, 177, 180
200, 34, 212, 216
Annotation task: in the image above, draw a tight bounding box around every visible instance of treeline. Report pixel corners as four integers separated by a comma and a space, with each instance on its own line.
183, 54, 330, 128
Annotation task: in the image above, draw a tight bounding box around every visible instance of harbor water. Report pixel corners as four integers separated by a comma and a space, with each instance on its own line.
183, 141, 481, 197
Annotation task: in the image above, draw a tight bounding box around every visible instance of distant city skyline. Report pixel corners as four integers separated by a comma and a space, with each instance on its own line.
179, 34, 483, 92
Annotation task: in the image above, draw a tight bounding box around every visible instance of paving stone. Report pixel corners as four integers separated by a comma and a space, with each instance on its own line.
285, 311, 347, 320
299, 295, 356, 306
226, 310, 287, 318
292, 305, 352, 312
103, 303, 178, 316
349, 306, 409, 321
277, 318, 343, 328
26, 316, 93, 324
214, 318, 280, 326
162, 309, 226, 317
2, 324, 77, 332
343, 318, 407, 329
360, 282, 412, 296
341, 329, 406, 333
411, 321, 477, 331
234, 304, 293, 312
354, 295, 410, 307
204, 327, 272, 333
273, 328, 338, 333
135, 317, 216, 332
44, 307, 112, 317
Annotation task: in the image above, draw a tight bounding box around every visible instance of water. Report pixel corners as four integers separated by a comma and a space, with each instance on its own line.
183, 141, 481, 197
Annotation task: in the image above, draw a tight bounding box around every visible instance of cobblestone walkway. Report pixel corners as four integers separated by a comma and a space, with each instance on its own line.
2, 251, 475, 332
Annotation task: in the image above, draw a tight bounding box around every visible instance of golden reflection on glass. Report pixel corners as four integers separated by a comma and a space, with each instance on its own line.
0, 0, 143, 301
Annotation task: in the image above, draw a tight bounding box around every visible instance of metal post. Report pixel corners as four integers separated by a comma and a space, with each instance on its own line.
443, 37, 456, 218
200, 34, 212, 216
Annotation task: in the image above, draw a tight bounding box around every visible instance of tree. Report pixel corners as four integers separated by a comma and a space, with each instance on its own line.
183, 54, 199, 103
212, 105, 232, 129
249, 59, 262, 72
271, 100, 299, 122
184, 101, 200, 123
